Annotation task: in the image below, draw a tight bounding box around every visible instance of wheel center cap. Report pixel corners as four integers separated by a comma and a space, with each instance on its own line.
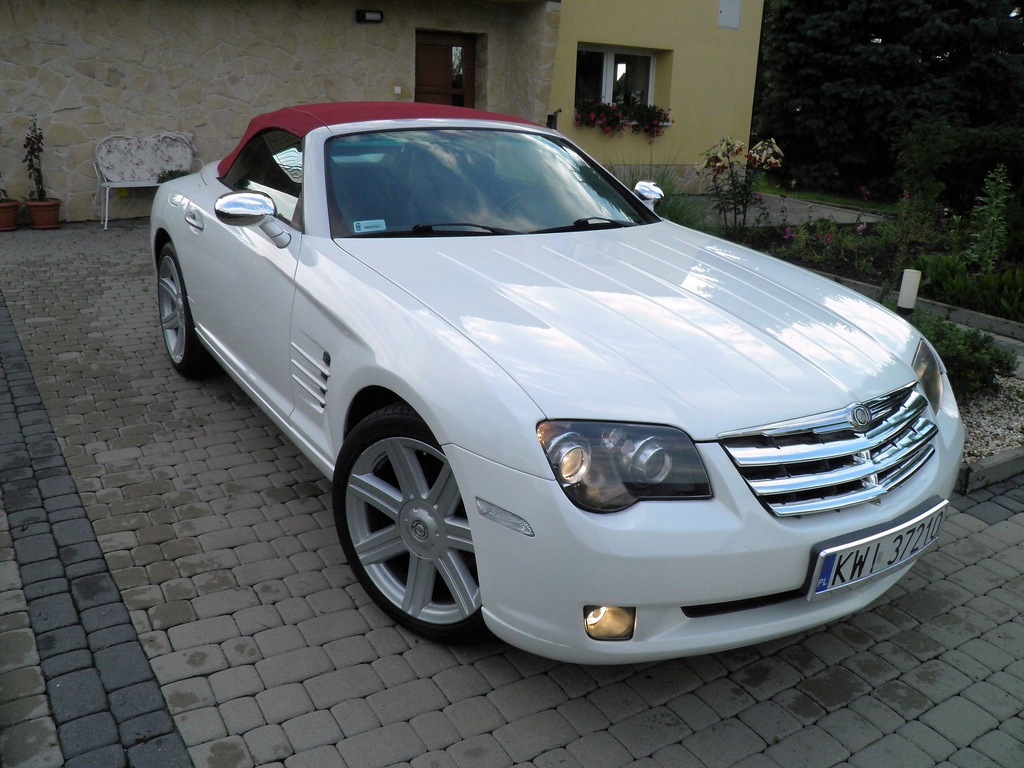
410, 519, 430, 541
399, 503, 445, 559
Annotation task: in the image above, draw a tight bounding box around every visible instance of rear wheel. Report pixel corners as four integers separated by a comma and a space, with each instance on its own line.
333, 404, 486, 643
157, 242, 214, 378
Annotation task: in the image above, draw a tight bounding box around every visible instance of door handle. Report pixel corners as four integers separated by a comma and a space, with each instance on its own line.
184, 205, 205, 231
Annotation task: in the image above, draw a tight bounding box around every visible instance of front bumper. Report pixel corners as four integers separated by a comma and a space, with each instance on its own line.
447, 410, 963, 664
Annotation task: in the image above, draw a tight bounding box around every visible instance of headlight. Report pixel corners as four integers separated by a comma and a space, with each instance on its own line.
913, 338, 944, 413
537, 421, 712, 512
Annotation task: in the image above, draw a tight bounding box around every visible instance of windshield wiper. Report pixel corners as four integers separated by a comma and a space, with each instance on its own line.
349, 222, 518, 238
411, 222, 517, 235
532, 217, 638, 234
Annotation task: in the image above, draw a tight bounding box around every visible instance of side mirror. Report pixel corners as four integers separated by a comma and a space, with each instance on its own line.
215, 191, 291, 247
633, 181, 665, 211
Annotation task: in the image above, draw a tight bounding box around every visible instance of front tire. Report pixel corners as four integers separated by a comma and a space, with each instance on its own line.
333, 404, 486, 643
156, 242, 214, 378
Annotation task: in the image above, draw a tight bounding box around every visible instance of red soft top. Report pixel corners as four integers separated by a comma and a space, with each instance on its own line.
217, 102, 536, 177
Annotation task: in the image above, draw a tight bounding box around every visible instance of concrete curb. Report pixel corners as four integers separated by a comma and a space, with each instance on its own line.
958, 448, 1024, 494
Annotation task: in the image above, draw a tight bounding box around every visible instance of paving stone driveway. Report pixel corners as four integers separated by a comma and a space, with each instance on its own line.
1, 221, 1023, 768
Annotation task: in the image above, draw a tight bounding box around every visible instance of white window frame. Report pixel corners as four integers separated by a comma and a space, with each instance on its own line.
576, 45, 657, 106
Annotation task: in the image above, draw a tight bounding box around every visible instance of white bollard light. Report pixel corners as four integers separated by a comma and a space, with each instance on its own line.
897, 269, 922, 318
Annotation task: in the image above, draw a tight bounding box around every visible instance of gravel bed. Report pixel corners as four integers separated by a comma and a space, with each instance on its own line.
960, 376, 1024, 462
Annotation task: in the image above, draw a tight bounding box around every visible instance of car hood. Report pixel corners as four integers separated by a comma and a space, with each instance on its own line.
338, 222, 921, 439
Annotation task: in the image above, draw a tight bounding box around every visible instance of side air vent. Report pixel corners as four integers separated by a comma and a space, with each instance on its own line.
291, 343, 330, 411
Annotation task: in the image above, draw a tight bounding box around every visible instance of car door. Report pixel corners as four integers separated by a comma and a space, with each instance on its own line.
190, 130, 304, 423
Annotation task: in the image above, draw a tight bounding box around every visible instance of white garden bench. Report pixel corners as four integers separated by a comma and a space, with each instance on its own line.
94, 133, 200, 229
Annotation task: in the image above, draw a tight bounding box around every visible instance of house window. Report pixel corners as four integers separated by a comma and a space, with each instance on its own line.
575, 47, 654, 108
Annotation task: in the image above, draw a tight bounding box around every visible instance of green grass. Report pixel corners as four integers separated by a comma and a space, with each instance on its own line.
754, 179, 899, 216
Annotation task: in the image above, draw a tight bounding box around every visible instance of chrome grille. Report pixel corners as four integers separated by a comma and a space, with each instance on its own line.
720, 383, 937, 516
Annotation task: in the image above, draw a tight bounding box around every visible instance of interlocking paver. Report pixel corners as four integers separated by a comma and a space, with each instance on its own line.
296, 610, 369, 646
367, 678, 450, 725
304, 665, 384, 709
243, 723, 293, 763
798, 666, 875, 713
736, 699, 802, 744
606, 707, 692, 759
444, 697, 506, 739
282, 710, 343, 752
168, 614, 240, 655
337, 722, 426, 768
283, 744, 345, 768
682, 719, 765, 768
897, 720, 957, 763
188, 734, 255, 768
410, 710, 461, 751
847, 732, 933, 768
764, 725, 850, 768
0, 718, 62, 768
817, 708, 883, 753
161, 676, 217, 714
771, 688, 826, 726
488, 675, 567, 722
221, 696, 266, 736
331, 698, 381, 737
920, 697, 1000, 747
256, 683, 315, 726
556, 697, 611, 736
902, 659, 974, 702
973, 729, 1024, 767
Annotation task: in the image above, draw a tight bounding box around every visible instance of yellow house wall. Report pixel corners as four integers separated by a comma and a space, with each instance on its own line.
551, 0, 765, 187
0, 0, 559, 222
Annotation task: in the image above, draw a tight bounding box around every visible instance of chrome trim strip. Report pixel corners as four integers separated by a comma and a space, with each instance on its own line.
719, 384, 920, 441
291, 373, 327, 408
290, 342, 330, 379
747, 433, 933, 496
764, 446, 935, 516
726, 403, 930, 467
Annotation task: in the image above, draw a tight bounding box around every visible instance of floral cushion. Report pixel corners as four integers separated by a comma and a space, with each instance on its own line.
95, 133, 198, 184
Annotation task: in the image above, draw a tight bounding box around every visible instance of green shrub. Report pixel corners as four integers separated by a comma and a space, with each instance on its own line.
909, 310, 1017, 400
777, 219, 880, 274
656, 194, 709, 231
897, 124, 1024, 259
965, 165, 1011, 272
913, 253, 1024, 324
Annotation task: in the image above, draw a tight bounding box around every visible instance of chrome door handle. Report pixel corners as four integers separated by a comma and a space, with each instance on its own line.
184, 206, 205, 231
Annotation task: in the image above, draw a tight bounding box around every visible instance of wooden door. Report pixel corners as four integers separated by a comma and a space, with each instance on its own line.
415, 32, 476, 107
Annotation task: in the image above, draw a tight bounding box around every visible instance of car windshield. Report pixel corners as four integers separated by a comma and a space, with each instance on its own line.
325, 128, 654, 238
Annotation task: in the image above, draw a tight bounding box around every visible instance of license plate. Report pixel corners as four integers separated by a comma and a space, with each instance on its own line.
807, 497, 947, 600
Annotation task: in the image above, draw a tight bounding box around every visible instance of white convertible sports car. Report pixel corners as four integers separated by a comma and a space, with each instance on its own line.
151, 102, 964, 663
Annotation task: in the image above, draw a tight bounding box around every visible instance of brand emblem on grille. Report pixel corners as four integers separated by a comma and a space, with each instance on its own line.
848, 404, 873, 430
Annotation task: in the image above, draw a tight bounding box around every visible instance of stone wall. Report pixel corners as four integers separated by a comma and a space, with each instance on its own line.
0, 0, 559, 223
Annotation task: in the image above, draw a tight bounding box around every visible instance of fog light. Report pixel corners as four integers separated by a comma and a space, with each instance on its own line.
583, 605, 636, 640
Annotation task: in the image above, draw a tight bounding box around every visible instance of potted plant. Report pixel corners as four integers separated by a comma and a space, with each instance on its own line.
0, 172, 20, 231
23, 115, 61, 229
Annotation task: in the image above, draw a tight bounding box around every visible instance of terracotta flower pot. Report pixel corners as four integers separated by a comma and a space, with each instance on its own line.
0, 200, 20, 231
25, 199, 61, 230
